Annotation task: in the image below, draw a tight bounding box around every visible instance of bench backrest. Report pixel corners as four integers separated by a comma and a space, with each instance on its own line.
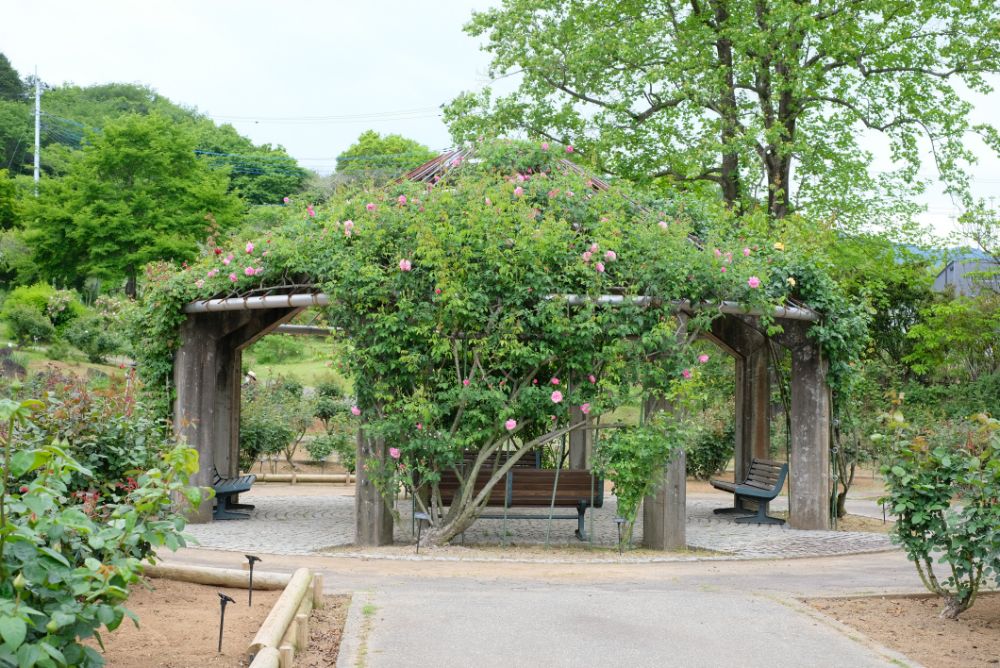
437, 468, 603, 509
744, 458, 788, 493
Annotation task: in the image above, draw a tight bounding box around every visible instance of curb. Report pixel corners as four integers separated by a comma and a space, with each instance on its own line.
335, 592, 369, 668
771, 594, 926, 668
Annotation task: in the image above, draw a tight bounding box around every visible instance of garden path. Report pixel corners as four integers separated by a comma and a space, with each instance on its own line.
166, 483, 921, 667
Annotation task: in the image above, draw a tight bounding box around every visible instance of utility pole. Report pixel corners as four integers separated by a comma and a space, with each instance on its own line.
33, 67, 40, 196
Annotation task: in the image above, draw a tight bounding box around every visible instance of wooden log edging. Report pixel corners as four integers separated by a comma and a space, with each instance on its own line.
247, 567, 315, 665
144, 563, 291, 590
249, 472, 356, 484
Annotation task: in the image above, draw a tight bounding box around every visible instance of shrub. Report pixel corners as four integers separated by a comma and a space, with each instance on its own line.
250, 335, 305, 364
0, 398, 202, 668
65, 314, 124, 363
239, 378, 313, 470
1, 283, 83, 332
3, 303, 55, 344
686, 420, 734, 480
878, 402, 1000, 619
16, 371, 173, 497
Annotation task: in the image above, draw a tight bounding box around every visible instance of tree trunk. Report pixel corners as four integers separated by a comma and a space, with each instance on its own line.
835, 490, 848, 519
712, 1, 743, 213
767, 153, 793, 220
940, 595, 971, 620
125, 270, 137, 298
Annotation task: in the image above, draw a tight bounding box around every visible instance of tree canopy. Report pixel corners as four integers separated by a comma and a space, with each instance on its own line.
24, 113, 243, 295
445, 0, 1000, 225
335, 130, 438, 180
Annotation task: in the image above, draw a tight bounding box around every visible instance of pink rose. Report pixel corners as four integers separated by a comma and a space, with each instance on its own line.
682, 369, 692, 379
505, 419, 517, 431
582, 251, 592, 262
366, 202, 376, 211
244, 266, 255, 276
350, 406, 361, 416
565, 145, 574, 153
399, 259, 412, 271
743, 247, 751, 257
551, 390, 563, 403
580, 403, 591, 415
698, 354, 710, 363
658, 221, 669, 230
540, 142, 549, 151
551, 377, 560, 385
595, 262, 605, 273
282, 196, 290, 204
588, 374, 596, 384
398, 195, 407, 205
604, 250, 617, 261
748, 276, 761, 288
514, 186, 524, 196
389, 447, 401, 460
228, 273, 237, 282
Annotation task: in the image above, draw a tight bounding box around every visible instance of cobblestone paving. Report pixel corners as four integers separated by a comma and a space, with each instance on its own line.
185, 492, 894, 559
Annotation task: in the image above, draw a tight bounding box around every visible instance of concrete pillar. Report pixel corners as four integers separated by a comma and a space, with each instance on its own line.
641, 449, 686, 550
735, 348, 770, 480
355, 430, 393, 546
789, 340, 831, 530
640, 397, 686, 550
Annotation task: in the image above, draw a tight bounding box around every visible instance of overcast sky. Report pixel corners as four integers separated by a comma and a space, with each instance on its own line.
2, 0, 997, 240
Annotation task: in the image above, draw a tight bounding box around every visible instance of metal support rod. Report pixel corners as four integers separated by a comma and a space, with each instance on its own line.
33, 68, 40, 197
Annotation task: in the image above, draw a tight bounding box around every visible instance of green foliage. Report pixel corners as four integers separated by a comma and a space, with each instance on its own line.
448, 0, 1000, 224
64, 314, 124, 364
906, 293, 1000, 382
14, 372, 170, 495
0, 170, 18, 231
2, 305, 55, 344
0, 397, 202, 667
335, 130, 437, 181
249, 335, 305, 364
878, 401, 1000, 619
593, 413, 690, 544
0, 54, 24, 102
23, 113, 244, 295
0, 102, 32, 178
686, 420, 734, 481
239, 378, 313, 470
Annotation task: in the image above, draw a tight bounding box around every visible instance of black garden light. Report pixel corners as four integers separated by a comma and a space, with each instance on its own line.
245, 554, 262, 605
613, 517, 627, 556
217, 593, 236, 653
413, 512, 431, 554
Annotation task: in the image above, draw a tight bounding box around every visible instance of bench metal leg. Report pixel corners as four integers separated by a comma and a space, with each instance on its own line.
227, 502, 255, 511
214, 495, 252, 520
574, 505, 587, 541
733, 500, 784, 525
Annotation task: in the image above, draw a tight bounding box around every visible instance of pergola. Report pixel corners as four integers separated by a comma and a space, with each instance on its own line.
172, 151, 832, 548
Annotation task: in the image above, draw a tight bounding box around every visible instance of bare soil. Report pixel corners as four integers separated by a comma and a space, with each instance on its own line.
94, 579, 348, 667
808, 592, 1000, 668
293, 597, 351, 667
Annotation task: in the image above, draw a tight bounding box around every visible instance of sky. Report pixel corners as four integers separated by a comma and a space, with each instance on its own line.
1, 0, 998, 240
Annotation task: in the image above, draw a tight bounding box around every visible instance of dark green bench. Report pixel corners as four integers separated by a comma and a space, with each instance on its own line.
710, 458, 788, 525
437, 467, 603, 540
212, 467, 257, 520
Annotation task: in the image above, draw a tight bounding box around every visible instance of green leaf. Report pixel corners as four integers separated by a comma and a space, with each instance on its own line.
0, 616, 27, 651
890, 465, 906, 477
37, 547, 70, 567
9, 450, 49, 478
15, 642, 40, 668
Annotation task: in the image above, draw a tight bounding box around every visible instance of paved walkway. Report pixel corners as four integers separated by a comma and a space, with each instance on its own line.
173, 484, 922, 666
184, 485, 894, 560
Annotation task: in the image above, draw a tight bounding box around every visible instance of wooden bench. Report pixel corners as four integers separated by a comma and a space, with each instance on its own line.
436, 467, 603, 540
212, 467, 257, 520
710, 458, 788, 525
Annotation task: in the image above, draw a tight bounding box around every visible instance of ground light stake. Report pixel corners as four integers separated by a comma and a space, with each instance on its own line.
217, 593, 235, 653
245, 554, 262, 605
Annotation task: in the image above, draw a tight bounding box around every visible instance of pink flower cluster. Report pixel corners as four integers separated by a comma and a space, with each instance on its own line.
399, 259, 412, 272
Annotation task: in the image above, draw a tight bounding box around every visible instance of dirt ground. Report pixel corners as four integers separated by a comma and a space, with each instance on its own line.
808, 592, 1000, 668
94, 579, 348, 667
293, 596, 351, 667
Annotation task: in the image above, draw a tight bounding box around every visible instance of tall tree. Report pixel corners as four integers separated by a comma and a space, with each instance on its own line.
24, 113, 242, 295
335, 130, 437, 182
445, 0, 1000, 225
0, 53, 24, 101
